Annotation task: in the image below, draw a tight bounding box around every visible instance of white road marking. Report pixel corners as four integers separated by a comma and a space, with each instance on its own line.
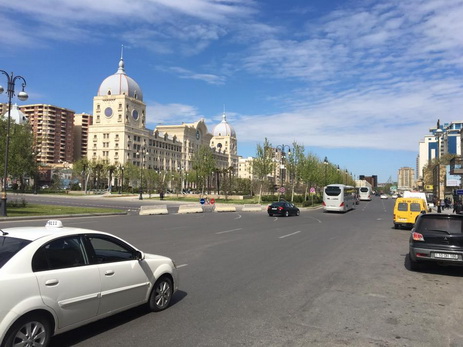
176, 264, 188, 268
216, 228, 243, 235
279, 231, 301, 239
234, 214, 242, 219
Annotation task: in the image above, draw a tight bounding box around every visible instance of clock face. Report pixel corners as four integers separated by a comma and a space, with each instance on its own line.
196, 130, 201, 140
132, 109, 139, 120
104, 107, 113, 118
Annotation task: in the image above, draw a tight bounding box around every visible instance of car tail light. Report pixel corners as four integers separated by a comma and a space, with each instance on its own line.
322, 201, 326, 206
278, 206, 283, 211
412, 232, 424, 241
340, 202, 345, 207
416, 253, 429, 258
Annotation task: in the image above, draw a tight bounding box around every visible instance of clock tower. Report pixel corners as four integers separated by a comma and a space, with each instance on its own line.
89, 54, 149, 165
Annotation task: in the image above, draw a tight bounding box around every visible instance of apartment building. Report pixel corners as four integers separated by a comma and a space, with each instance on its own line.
19, 104, 74, 165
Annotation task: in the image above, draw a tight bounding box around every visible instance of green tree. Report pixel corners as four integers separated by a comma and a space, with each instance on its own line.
192, 145, 216, 195
10, 122, 36, 191
253, 138, 275, 204
286, 142, 305, 202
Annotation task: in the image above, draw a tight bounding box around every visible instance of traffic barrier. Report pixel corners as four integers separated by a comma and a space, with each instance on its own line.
139, 205, 168, 215
178, 204, 203, 214
242, 204, 262, 212
214, 204, 236, 212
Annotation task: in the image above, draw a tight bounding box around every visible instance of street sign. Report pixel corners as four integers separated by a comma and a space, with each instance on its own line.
278, 187, 286, 193
456, 189, 463, 195
310, 187, 316, 194
200, 198, 205, 204
210, 198, 215, 204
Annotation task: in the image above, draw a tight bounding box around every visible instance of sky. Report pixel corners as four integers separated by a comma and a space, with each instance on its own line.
1, 0, 463, 183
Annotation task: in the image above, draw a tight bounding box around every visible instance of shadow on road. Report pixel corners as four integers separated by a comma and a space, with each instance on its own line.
49, 290, 187, 346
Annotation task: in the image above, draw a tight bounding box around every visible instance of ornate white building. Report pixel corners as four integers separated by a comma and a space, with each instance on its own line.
88, 55, 238, 174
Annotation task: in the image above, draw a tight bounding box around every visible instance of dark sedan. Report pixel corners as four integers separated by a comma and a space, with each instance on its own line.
409, 213, 463, 271
267, 201, 300, 217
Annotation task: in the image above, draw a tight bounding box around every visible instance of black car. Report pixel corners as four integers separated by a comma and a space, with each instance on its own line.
409, 213, 463, 271
267, 201, 300, 217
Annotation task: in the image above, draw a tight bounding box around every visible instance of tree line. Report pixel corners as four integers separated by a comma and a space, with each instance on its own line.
0, 117, 355, 200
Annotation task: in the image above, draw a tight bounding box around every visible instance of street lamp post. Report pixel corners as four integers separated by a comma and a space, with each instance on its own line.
0, 70, 28, 217
119, 165, 124, 194
275, 144, 291, 197
323, 156, 328, 186
137, 148, 145, 200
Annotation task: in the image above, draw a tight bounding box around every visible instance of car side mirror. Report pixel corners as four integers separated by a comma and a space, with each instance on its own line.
135, 250, 145, 260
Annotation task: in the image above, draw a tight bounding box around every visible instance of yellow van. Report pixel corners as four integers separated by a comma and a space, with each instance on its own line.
393, 198, 428, 229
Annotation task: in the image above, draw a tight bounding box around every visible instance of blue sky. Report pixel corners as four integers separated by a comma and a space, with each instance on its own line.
2, 0, 463, 183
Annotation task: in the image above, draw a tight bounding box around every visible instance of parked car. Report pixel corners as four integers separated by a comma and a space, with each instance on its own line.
380, 194, 388, 199
267, 201, 300, 217
0, 220, 179, 347
409, 213, 463, 271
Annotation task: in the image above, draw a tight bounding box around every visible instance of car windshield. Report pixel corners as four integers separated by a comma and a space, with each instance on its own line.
419, 218, 463, 234
0, 236, 32, 268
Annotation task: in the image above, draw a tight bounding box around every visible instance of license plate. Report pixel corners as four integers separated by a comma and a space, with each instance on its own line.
433, 253, 459, 260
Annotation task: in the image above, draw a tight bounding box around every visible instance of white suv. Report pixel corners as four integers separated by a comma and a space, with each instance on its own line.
0, 220, 178, 347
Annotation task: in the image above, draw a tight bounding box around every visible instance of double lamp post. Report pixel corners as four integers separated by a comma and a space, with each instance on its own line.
0, 70, 28, 217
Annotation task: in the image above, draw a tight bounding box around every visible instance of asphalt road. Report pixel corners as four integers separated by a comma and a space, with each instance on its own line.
3, 197, 463, 346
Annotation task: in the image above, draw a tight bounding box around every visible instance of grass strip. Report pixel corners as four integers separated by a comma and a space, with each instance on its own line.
7, 204, 123, 217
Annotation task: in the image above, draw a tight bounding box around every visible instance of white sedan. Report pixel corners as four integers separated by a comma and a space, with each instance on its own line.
380, 194, 389, 199
0, 220, 178, 347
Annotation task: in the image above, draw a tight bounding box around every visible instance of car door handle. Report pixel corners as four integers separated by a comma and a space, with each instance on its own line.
105, 270, 115, 276
45, 279, 59, 286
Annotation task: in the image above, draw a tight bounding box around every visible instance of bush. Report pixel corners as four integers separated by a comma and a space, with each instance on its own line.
7, 198, 27, 208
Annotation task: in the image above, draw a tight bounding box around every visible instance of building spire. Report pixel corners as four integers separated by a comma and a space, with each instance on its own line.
117, 44, 125, 74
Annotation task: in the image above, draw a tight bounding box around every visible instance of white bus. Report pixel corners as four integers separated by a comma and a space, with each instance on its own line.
323, 184, 356, 212
358, 186, 372, 201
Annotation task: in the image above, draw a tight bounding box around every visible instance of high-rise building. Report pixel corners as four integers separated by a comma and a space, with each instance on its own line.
19, 104, 74, 165
73, 113, 93, 161
417, 120, 463, 179
398, 167, 415, 190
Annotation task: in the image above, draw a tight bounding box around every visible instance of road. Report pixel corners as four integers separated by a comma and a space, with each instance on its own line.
3, 196, 463, 346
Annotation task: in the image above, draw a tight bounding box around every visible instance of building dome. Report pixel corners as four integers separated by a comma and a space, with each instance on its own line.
97, 57, 143, 101
213, 113, 236, 137
2, 104, 27, 124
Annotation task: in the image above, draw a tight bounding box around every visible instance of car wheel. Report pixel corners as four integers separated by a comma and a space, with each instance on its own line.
296, 210, 300, 216
284, 211, 289, 217
3, 313, 51, 347
268, 213, 273, 217
408, 254, 421, 271
148, 276, 173, 312
394, 223, 398, 229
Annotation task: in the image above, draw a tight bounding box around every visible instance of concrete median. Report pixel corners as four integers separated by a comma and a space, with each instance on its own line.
242, 204, 263, 212
214, 204, 237, 212
178, 204, 204, 214
139, 205, 169, 215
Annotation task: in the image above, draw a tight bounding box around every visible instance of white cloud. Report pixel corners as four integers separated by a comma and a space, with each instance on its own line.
168, 67, 226, 85
146, 102, 202, 125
